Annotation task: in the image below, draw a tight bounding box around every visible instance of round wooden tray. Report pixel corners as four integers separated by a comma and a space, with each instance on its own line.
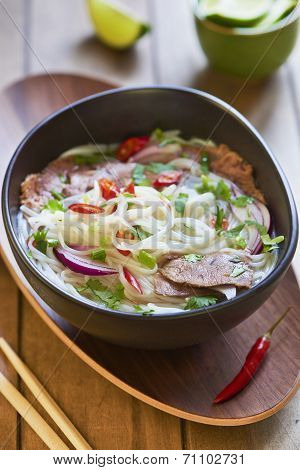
0, 73, 299, 426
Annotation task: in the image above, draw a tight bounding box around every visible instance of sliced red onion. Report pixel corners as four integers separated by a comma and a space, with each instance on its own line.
54, 247, 118, 276
129, 144, 180, 163
230, 183, 271, 254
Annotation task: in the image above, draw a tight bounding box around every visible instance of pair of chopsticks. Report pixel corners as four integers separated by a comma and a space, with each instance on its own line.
0, 338, 91, 450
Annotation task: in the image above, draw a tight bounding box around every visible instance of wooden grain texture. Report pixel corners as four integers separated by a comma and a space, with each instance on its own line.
0, 0, 24, 451
0, 259, 19, 450
29, 0, 154, 86
0, 0, 299, 451
19, 299, 181, 450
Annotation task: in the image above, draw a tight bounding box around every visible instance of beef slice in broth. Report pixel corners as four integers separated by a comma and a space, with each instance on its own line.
160, 254, 253, 289
154, 273, 224, 298
20, 155, 135, 209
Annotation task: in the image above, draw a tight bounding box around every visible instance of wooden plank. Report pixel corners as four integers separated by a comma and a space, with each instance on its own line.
29, 0, 154, 86
0, 0, 25, 90
0, 259, 19, 449
0, 0, 24, 451
152, 0, 300, 449
185, 394, 300, 449
19, 299, 182, 450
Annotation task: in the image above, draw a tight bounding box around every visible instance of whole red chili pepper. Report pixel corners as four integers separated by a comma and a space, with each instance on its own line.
213, 306, 292, 404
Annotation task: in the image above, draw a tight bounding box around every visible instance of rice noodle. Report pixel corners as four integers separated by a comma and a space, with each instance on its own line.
18, 138, 279, 314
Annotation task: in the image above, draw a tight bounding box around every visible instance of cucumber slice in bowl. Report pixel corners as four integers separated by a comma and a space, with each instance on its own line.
199, 0, 273, 27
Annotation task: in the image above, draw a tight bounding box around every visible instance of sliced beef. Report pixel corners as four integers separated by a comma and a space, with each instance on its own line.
20, 155, 135, 209
154, 273, 220, 297
160, 254, 253, 289
206, 144, 265, 203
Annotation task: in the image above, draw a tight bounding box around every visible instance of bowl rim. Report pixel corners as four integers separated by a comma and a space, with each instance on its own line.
2, 85, 299, 321
193, 0, 300, 37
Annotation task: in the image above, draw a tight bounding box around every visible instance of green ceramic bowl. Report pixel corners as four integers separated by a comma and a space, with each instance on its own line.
193, 1, 299, 78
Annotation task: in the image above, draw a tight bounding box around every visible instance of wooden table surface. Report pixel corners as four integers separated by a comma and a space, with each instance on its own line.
0, 0, 299, 450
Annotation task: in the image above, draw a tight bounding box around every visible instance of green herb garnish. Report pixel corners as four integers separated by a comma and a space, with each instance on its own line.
134, 305, 155, 316
196, 176, 231, 201
43, 199, 66, 213
135, 226, 152, 240
58, 174, 67, 183
90, 248, 106, 262
230, 266, 246, 277
51, 190, 64, 201
81, 280, 124, 310
184, 296, 218, 310
73, 153, 106, 165
231, 195, 254, 207
184, 254, 204, 263
214, 180, 231, 201
132, 164, 151, 186
175, 193, 189, 216
215, 206, 225, 231
137, 250, 156, 269
200, 154, 210, 174
32, 229, 59, 255
146, 162, 174, 174
260, 234, 285, 252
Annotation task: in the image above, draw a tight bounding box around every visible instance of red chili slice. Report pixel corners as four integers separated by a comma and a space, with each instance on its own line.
117, 136, 150, 162
116, 230, 134, 256
123, 182, 135, 195
123, 267, 143, 294
99, 178, 120, 200
153, 171, 183, 189
117, 249, 131, 256
69, 204, 103, 214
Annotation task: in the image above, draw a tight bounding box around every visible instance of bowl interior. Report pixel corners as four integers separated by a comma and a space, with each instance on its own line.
3, 87, 298, 315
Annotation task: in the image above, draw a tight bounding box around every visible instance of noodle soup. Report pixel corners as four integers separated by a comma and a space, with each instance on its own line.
18, 130, 284, 314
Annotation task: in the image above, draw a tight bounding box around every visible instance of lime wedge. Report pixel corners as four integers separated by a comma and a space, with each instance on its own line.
199, 0, 273, 27
256, 0, 297, 28
87, 0, 151, 50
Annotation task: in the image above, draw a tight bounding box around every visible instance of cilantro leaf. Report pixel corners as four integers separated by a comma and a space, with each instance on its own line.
32, 229, 58, 254
184, 296, 218, 310
134, 305, 154, 316
215, 180, 231, 201
175, 193, 188, 215
184, 254, 204, 263
196, 176, 231, 201
261, 234, 285, 252
230, 266, 246, 277
220, 224, 247, 250
84, 280, 124, 310
196, 175, 215, 194
132, 164, 151, 186
215, 206, 225, 231
43, 199, 66, 213
231, 195, 254, 207
245, 220, 267, 235
146, 162, 174, 174
134, 226, 151, 240
200, 154, 210, 174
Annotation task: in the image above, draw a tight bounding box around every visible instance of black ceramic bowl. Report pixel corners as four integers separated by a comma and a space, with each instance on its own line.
2, 86, 298, 349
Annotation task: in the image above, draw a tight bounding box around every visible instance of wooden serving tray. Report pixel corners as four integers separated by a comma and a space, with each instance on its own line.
0, 74, 299, 426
